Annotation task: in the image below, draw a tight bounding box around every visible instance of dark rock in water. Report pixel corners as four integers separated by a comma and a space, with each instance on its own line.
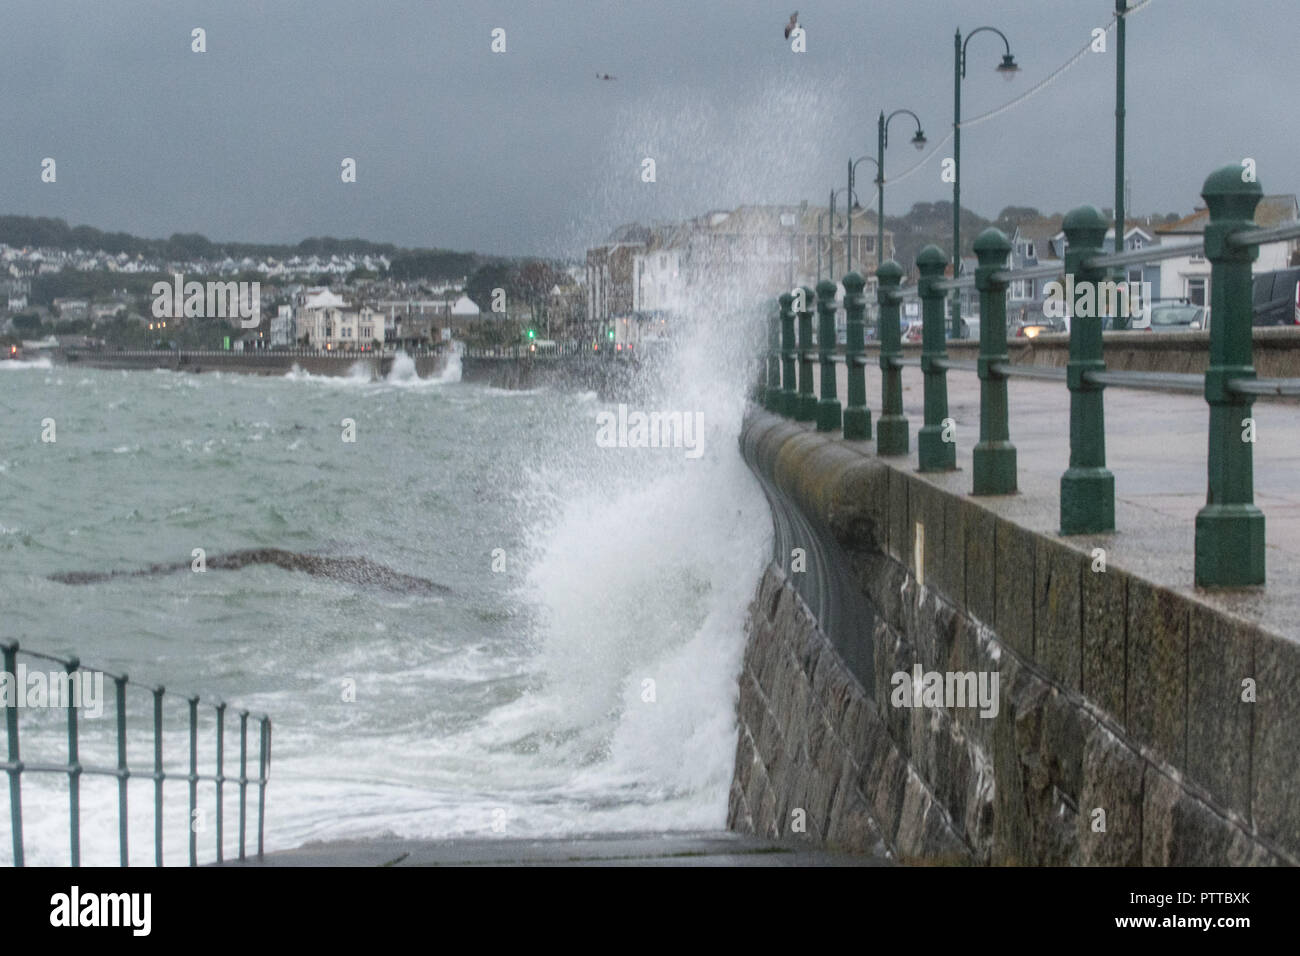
50, 547, 449, 596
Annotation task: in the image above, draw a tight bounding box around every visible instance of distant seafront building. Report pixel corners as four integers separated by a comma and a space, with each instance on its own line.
587, 204, 894, 348
294, 288, 349, 347
675, 204, 891, 300
1153, 194, 1299, 308
270, 304, 293, 346
586, 224, 646, 348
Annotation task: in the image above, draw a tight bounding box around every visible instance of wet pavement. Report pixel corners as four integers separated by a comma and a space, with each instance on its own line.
814, 361, 1300, 637
225, 831, 889, 866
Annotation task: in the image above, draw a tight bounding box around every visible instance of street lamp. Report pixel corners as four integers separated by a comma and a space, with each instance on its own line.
1113, 0, 1130, 328
847, 156, 878, 275
953, 26, 1019, 337
816, 211, 828, 281
827, 186, 858, 281
816, 207, 846, 282
875, 109, 927, 275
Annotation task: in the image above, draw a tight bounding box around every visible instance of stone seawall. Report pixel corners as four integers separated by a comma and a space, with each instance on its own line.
729, 411, 1300, 865
460, 355, 649, 399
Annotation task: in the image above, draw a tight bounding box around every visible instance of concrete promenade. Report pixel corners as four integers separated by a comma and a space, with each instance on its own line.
816, 361, 1300, 639
226, 831, 887, 867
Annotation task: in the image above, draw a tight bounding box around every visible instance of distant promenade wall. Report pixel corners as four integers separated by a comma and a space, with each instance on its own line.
56, 348, 445, 379
460, 353, 648, 399
729, 410, 1300, 865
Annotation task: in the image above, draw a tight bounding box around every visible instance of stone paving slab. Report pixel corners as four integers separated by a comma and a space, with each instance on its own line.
810, 363, 1300, 640
225, 831, 888, 867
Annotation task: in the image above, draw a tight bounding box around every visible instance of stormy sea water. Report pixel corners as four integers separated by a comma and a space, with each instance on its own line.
0, 334, 771, 865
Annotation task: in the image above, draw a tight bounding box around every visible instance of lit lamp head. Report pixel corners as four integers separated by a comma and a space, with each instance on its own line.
996, 53, 1020, 81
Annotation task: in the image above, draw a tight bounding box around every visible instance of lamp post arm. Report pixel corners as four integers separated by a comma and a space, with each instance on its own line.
852, 155, 879, 186
960, 25, 1013, 78
882, 108, 924, 149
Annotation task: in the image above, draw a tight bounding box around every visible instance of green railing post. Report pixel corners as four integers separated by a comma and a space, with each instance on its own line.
917, 245, 955, 471
1059, 205, 1115, 534
188, 695, 199, 867
876, 260, 909, 455
779, 291, 797, 417
153, 686, 164, 867
67, 656, 80, 867
258, 718, 270, 858
973, 228, 1017, 494
238, 710, 248, 861
795, 286, 817, 421
115, 674, 128, 867
764, 300, 782, 411
842, 271, 871, 440
815, 278, 842, 432
4, 642, 23, 868
1196, 166, 1264, 587
215, 701, 225, 865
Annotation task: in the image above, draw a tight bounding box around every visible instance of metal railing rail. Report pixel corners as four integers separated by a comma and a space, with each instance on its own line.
2, 641, 271, 867
1227, 221, 1300, 249
761, 165, 1299, 587
888, 223, 1300, 303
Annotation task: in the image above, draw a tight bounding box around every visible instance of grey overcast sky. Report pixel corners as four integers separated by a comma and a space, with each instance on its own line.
1, 0, 1294, 257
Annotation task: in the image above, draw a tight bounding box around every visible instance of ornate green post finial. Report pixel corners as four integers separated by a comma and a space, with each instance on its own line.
972, 228, 1016, 494
1059, 204, 1115, 534
875, 259, 908, 455
815, 278, 842, 432
1195, 166, 1265, 587
795, 285, 817, 421
842, 271, 871, 440
916, 245, 955, 471
778, 291, 798, 417
764, 298, 782, 411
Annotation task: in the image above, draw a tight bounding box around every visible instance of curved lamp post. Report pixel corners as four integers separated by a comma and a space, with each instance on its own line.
953, 26, 1020, 337
816, 211, 831, 281
828, 186, 859, 281
847, 156, 878, 275
876, 109, 927, 278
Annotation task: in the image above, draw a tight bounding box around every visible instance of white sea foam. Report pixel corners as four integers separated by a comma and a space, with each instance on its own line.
0, 357, 53, 371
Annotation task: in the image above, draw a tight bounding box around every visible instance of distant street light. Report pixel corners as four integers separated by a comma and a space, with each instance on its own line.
827, 187, 858, 281
872, 108, 927, 277
953, 26, 1020, 337
1113, 0, 1130, 329
847, 156, 877, 275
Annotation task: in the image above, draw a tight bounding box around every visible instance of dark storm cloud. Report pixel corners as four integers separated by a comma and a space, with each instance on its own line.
0, 0, 1292, 256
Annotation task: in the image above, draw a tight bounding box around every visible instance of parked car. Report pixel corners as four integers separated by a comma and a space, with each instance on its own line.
1129, 303, 1206, 332
1014, 317, 1066, 339
1251, 268, 1300, 326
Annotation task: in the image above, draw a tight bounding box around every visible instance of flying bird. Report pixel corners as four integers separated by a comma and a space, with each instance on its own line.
597, 72, 617, 81
784, 12, 798, 39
